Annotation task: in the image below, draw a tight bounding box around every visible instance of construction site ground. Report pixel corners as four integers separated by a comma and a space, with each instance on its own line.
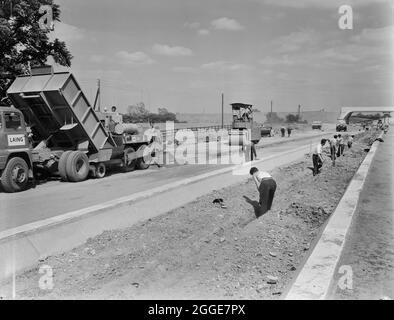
2, 131, 378, 299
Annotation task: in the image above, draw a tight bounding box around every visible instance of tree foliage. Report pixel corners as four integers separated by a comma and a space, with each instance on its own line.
0, 0, 72, 98
266, 112, 284, 123
285, 114, 301, 123
123, 102, 178, 123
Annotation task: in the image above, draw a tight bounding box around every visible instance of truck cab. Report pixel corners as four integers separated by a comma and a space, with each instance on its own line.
0, 106, 32, 192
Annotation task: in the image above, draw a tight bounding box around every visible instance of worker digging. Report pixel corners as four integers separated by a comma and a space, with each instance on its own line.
249, 166, 277, 216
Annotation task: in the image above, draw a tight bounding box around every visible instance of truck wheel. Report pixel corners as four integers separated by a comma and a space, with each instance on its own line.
123, 147, 137, 172
136, 144, 152, 170
66, 151, 89, 182
95, 163, 106, 178
1, 157, 29, 193
58, 150, 73, 181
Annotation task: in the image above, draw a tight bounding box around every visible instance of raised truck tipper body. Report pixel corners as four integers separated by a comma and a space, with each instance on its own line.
0, 68, 153, 192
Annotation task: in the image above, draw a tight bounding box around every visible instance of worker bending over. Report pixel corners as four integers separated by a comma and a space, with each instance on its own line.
250, 167, 277, 216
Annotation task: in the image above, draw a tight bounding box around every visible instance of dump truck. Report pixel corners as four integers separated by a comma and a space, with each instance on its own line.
229, 103, 262, 145
0, 67, 154, 193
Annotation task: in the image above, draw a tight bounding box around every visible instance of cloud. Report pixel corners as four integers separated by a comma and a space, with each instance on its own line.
184, 22, 201, 29
259, 55, 295, 66
90, 55, 105, 63
259, 26, 394, 70
211, 17, 245, 31
261, 0, 389, 8
201, 61, 249, 71
351, 25, 394, 43
272, 29, 319, 53
198, 29, 210, 36
152, 44, 193, 56
172, 66, 199, 73
115, 51, 155, 65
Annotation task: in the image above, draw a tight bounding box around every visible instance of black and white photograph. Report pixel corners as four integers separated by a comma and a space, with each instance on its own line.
0, 0, 393, 306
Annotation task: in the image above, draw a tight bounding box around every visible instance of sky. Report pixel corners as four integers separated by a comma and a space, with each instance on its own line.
50, 0, 394, 114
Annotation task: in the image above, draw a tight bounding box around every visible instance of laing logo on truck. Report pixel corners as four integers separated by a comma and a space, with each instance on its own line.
7, 134, 26, 146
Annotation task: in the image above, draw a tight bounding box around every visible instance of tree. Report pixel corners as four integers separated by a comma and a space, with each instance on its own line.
266, 112, 284, 123
0, 0, 72, 98
285, 114, 300, 123
157, 107, 169, 115
127, 102, 149, 118
123, 102, 178, 123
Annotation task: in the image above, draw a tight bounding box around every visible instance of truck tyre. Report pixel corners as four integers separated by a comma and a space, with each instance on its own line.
136, 144, 152, 170
95, 163, 106, 178
58, 150, 73, 181
1, 157, 29, 193
123, 147, 137, 172
65, 151, 89, 182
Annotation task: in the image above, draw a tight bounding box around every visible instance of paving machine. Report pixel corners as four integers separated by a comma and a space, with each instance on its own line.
229, 103, 262, 145
0, 66, 154, 192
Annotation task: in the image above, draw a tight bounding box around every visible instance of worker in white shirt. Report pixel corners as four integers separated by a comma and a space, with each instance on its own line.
336, 134, 345, 157
145, 122, 163, 168
249, 167, 277, 215
312, 139, 326, 176
329, 135, 337, 166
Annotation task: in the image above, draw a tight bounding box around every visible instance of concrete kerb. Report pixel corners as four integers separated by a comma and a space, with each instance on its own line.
0, 141, 320, 283
284, 132, 384, 300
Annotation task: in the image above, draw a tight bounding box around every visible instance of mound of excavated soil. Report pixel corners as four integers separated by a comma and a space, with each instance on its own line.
5, 132, 374, 300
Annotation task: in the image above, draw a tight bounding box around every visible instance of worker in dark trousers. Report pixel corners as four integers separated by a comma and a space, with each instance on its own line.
250, 167, 277, 215
312, 139, 326, 176
329, 135, 337, 166
347, 135, 354, 149
336, 134, 345, 157
280, 126, 286, 137
251, 141, 257, 160
287, 126, 292, 137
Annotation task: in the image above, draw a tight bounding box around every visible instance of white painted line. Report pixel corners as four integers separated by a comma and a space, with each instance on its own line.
285, 133, 383, 300
0, 143, 314, 242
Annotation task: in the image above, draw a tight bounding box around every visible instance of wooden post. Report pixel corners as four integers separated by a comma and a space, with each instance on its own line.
221, 93, 224, 129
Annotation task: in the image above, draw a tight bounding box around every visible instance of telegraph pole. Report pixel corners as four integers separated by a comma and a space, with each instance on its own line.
221, 93, 224, 128
93, 79, 101, 111
97, 79, 101, 112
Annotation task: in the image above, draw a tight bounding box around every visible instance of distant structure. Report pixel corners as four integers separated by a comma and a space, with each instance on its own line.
337, 106, 394, 124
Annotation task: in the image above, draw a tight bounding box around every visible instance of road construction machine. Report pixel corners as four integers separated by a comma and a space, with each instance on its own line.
229, 103, 263, 145
0, 66, 154, 193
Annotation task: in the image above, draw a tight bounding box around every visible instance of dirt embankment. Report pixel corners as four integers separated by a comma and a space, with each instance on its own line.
5, 132, 375, 300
